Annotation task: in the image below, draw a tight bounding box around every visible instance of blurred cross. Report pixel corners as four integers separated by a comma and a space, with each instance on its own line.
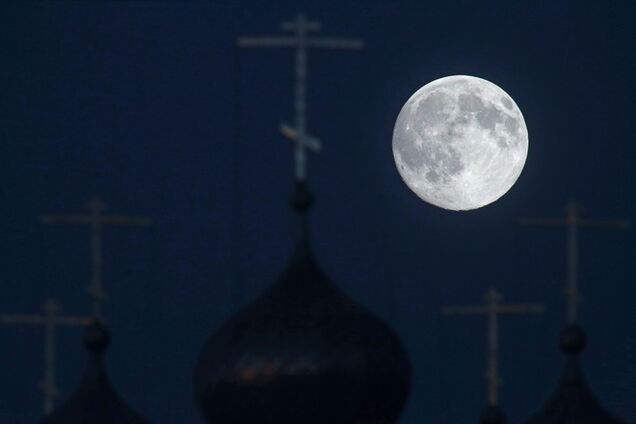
41, 197, 151, 319
518, 200, 630, 324
237, 13, 364, 181
443, 288, 544, 407
0, 299, 92, 414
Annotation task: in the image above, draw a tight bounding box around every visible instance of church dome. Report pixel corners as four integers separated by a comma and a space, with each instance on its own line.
525, 324, 622, 423
194, 182, 412, 424
41, 320, 149, 424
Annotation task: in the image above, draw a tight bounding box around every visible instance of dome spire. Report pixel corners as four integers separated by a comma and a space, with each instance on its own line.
237, 12, 363, 182
195, 15, 411, 424
520, 201, 628, 423
444, 287, 544, 423
41, 320, 149, 424
193, 216, 412, 424
525, 324, 622, 423
194, 169, 412, 422
290, 180, 312, 250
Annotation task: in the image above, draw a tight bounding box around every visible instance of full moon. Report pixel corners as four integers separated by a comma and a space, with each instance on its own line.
393, 75, 528, 211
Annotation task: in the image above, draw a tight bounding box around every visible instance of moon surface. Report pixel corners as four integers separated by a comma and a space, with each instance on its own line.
393, 75, 528, 211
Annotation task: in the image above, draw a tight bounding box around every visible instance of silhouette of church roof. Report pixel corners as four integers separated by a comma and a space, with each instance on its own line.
480, 404, 506, 424
194, 182, 411, 424
525, 324, 622, 424
41, 321, 149, 424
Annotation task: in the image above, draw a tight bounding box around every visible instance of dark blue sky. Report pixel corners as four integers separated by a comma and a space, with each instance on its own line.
1, 1, 634, 423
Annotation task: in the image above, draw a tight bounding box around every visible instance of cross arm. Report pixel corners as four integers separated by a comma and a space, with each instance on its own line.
281, 20, 321, 32
443, 306, 489, 315
307, 38, 364, 49
236, 37, 364, 50
280, 123, 322, 151
237, 37, 296, 48
494, 305, 545, 314
100, 216, 151, 226
40, 215, 150, 226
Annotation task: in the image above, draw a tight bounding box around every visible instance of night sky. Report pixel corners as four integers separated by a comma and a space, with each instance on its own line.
1, 1, 635, 423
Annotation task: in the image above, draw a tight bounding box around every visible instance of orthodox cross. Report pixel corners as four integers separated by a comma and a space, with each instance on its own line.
518, 200, 630, 324
237, 13, 363, 181
41, 197, 151, 319
0, 299, 91, 414
443, 288, 544, 407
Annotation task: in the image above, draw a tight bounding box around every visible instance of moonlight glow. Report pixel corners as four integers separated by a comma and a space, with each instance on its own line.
393, 75, 528, 211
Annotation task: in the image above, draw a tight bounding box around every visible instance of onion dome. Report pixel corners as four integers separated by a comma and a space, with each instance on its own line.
41, 320, 149, 424
525, 324, 622, 423
480, 405, 505, 424
194, 182, 412, 424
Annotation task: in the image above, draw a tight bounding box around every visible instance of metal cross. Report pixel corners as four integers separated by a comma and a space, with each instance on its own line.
518, 200, 630, 324
237, 13, 364, 181
41, 196, 150, 319
443, 288, 544, 407
0, 299, 91, 414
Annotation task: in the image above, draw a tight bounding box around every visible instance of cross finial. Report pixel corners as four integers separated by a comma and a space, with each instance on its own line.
41, 197, 151, 319
444, 288, 544, 407
43, 299, 62, 317
87, 196, 105, 213
237, 13, 363, 181
1, 299, 91, 415
485, 286, 503, 305
519, 199, 630, 324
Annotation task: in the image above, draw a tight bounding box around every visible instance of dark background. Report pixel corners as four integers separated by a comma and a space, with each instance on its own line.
1, 1, 634, 422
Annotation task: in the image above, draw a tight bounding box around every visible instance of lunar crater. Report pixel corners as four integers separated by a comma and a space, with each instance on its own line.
393, 75, 528, 211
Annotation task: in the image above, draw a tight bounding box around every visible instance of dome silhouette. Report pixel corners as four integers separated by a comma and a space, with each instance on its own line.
194, 182, 411, 424
41, 320, 149, 424
525, 325, 622, 424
